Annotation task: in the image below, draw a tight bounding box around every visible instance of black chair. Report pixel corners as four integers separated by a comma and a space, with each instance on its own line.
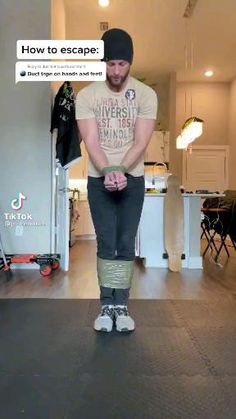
201, 194, 236, 261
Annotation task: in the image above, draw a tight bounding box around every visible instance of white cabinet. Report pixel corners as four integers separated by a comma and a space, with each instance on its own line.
182, 145, 229, 193
138, 194, 203, 269
74, 200, 95, 236
69, 141, 88, 179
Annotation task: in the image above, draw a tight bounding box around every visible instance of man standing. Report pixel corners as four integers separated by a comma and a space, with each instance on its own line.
76, 28, 157, 332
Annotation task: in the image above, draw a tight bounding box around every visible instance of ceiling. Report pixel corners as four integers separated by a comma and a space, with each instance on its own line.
63, 0, 236, 83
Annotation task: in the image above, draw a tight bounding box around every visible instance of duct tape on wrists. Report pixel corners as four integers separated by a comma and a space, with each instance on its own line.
97, 257, 134, 288
102, 165, 127, 175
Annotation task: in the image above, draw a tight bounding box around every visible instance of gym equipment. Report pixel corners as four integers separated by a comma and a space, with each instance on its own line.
0, 249, 60, 277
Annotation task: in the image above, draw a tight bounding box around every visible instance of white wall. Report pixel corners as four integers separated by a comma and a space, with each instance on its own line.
154, 81, 169, 131
176, 82, 230, 146
51, 0, 65, 40
171, 81, 230, 180
169, 72, 182, 177
0, 0, 52, 253
51, 0, 66, 94
228, 78, 236, 189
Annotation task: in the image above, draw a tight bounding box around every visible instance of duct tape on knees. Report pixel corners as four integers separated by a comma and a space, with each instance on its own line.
97, 257, 134, 289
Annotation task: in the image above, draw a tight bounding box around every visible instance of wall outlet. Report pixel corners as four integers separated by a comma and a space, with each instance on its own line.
15, 225, 23, 236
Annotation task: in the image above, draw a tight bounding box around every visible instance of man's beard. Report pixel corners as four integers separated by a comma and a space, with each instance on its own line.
106, 69, 130, 89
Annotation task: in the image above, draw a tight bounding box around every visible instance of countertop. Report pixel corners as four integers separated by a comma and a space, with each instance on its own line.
72, 192, 225, 201
145, 192, 225, 198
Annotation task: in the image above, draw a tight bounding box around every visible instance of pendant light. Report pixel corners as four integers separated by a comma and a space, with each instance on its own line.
176, 2, 204, 150
176, 116, 204, 149
98, 0, 110, 7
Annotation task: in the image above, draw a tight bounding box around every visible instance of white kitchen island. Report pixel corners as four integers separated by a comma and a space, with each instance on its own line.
136, 193, 222, 269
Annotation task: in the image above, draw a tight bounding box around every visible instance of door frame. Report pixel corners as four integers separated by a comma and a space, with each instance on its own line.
50, 130, 57, 254
50, 130, 70, 271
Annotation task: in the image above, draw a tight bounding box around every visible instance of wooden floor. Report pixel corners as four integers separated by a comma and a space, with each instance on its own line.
0, 239, 236, 301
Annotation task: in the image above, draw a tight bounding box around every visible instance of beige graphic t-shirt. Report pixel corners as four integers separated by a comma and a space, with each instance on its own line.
76, 76, 158, 177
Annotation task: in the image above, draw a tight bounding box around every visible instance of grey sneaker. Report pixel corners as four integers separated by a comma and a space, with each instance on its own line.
114, 305, 135, 332
94, 305, 114, 332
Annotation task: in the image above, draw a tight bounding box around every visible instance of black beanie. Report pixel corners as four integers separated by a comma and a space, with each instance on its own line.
101, 28, 133, 64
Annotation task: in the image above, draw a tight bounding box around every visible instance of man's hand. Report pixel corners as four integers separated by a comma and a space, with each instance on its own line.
104, 172, 117, 192
104, 171, 127, 192
113, 171, 127, 191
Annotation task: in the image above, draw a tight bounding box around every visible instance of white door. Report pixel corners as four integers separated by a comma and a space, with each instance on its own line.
183, 146, 229, 192
55, 165, 70, 271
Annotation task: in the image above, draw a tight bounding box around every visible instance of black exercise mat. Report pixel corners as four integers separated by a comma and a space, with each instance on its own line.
0, 298, 236, 419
